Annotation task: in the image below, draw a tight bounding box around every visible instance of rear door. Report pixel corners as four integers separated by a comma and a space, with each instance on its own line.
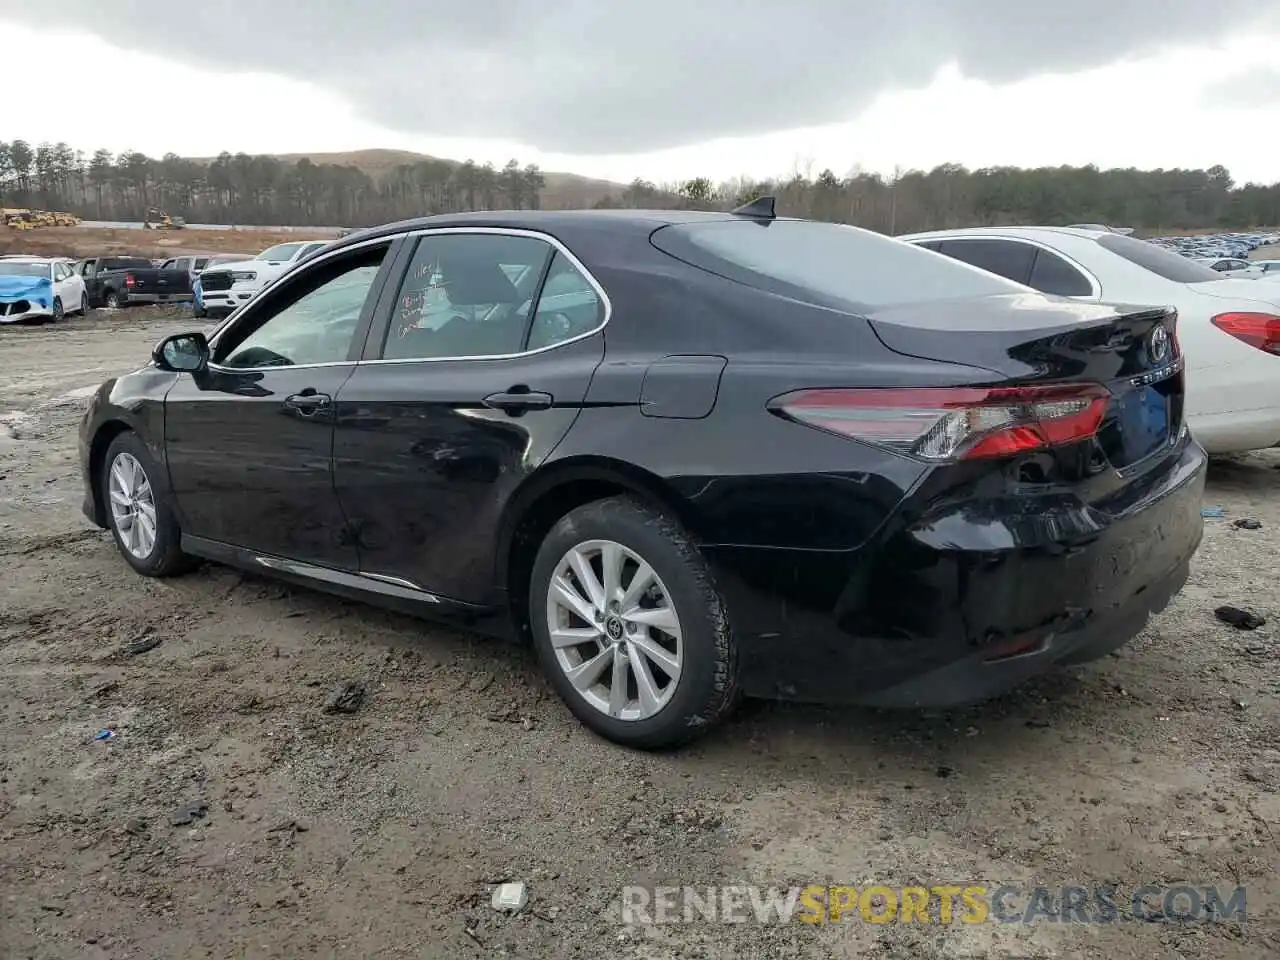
331, 229, 608, 602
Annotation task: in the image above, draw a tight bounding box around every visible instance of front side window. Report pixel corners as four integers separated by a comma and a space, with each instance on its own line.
383, 233, 554, 360
216, 247, 387, 369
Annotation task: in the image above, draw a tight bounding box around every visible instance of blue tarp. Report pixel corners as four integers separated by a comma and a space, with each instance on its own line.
0, 275, 52, 307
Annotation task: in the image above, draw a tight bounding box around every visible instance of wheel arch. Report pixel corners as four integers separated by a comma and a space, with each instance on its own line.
497, 456, 701, 639
87, 419, 135, 526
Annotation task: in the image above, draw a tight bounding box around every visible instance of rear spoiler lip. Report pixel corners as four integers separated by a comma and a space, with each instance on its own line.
864, 293, 1175, 335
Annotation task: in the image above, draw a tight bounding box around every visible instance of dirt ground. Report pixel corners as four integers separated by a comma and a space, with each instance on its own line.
0, 226, 338, 261
2, 309, 1279, 960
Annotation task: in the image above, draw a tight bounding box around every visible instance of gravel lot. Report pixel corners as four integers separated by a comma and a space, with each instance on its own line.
2, 309, 1279, 959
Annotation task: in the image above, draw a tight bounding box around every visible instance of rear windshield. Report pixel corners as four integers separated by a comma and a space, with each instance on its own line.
1096, 234, 1221, 283
650, 219, 1024, 312
103, 258, 153, 270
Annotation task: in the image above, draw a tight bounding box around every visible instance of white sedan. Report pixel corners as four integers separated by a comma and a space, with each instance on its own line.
897, 226, 1280, 454
0, 256, 89, 323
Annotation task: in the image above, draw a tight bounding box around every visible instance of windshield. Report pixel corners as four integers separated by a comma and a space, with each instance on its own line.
651, 219, 1024, 312
0, 261, 48, 277
257, 243, 305, 261
1096, 234, 1222, 283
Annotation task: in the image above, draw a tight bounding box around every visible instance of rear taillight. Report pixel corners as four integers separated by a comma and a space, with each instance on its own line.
1210, 312, 1280, 355
125, 273, 135, 288
771, 383, 1111, 462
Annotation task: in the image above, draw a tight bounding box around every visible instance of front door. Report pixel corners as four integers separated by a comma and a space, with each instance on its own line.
332, 230, 608, 603
75, 260, 102, 304
163, 240, 398, 569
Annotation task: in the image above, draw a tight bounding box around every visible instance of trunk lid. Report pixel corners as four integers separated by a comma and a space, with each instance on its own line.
866, 293, 1183, 471
1186, 277, 1280, 310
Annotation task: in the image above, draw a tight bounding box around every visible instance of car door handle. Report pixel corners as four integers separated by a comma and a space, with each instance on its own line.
285, 392, 332, 412
482, 390, 554, 414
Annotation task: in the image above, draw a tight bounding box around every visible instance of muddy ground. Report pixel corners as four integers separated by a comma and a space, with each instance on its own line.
0, 226, 337, 262
2, 309, 1279, 960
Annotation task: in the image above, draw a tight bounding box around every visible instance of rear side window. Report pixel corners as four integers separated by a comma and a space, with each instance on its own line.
651, 219, 1022, 312
527, 252, 604, 351
382, 233, 554, 360
1097, 234, 1221, 283
1028, 248, 1094, 297
936, 239, 1035, 286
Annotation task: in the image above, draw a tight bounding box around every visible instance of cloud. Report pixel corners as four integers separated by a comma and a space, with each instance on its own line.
1, 1, 1274, 153
1201, 66, 1280, 109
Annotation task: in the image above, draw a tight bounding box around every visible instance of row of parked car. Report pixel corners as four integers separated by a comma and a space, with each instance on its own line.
1147, 231, 1280, 278
897, 225, 1280, 455
0, 238, 334, 323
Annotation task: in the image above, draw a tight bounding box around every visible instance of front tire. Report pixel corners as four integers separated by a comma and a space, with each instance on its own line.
528, 497, 739, 749
101, 432, 195, 577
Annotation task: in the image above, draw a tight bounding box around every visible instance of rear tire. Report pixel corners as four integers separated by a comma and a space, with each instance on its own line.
79, 293, 89, 316
104, 291, 121, 309
528, 496, 740, 749
100, 431, 197, 577
52, 297, 64, 322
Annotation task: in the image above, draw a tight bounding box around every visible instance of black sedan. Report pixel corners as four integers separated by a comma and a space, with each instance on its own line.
78, 202, 1207, 748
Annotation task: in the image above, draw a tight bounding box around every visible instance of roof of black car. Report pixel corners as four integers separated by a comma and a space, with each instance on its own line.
328, 208, 739, 251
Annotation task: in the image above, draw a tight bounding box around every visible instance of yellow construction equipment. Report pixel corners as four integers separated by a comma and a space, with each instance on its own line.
2, 208, 82, 229
2, 209, 36, 230
144, 208, 186, 230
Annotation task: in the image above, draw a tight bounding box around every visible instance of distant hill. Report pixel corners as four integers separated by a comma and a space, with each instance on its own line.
191, 148, 630, 209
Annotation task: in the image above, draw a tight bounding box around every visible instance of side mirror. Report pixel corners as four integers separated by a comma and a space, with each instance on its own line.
153, 332, 210, 373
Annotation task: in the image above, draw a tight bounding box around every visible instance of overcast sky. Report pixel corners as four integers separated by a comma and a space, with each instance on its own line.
3, 3, 1280, 185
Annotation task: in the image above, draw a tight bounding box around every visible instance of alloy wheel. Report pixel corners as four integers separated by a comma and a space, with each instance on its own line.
545, 539, 684, 721
108, 452, 157, 559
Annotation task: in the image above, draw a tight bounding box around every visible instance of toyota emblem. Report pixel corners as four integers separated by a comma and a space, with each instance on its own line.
1148, 325, 1170, 364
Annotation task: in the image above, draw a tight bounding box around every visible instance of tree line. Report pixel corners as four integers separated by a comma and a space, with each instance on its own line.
2, 136, 1279, 233
0, 139, 548, 226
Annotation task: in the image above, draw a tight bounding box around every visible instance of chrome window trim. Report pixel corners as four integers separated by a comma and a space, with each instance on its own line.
365, 226, 613, 365
905, 233, 1103, 299
206, 226, 612, 371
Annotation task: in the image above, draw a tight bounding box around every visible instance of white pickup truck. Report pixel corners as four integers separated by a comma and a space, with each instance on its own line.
195, 239, 329, 319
